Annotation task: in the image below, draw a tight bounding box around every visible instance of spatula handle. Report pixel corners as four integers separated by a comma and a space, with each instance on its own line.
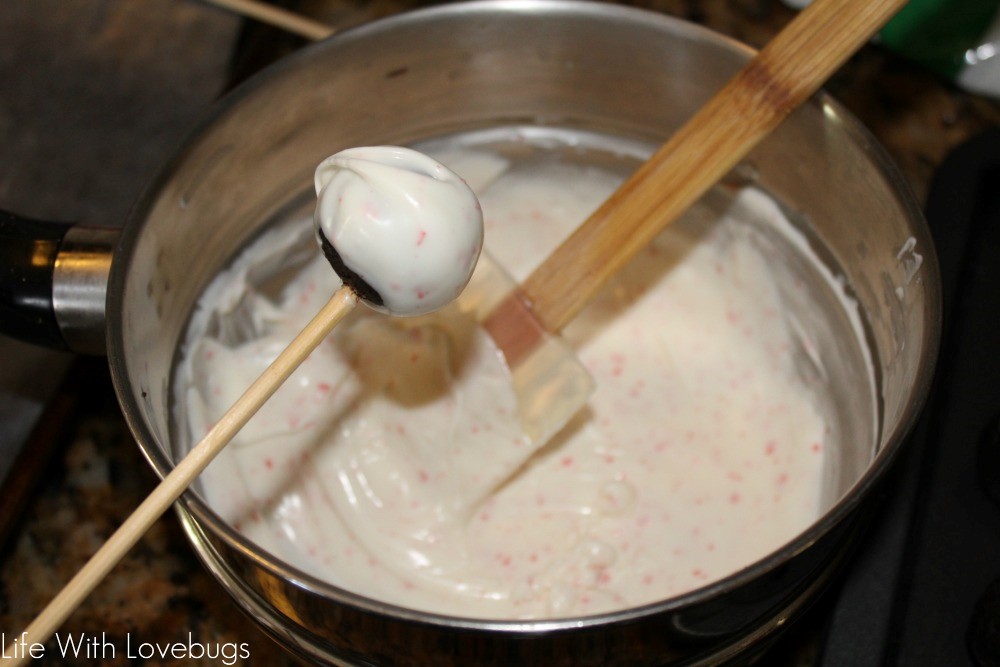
521, 0, 908, 334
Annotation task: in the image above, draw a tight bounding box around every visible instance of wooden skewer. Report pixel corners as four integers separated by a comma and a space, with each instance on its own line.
200, 0, 335, 40
486, 0, 909, 366
1, 286, 358, 665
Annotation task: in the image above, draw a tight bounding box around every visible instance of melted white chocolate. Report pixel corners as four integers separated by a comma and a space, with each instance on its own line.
177, 146, 849, 620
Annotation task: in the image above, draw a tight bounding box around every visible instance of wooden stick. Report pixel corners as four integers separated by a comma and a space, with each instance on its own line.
516, 0, 908, 335
200, 0, 335, 40
2, 286, 358, 664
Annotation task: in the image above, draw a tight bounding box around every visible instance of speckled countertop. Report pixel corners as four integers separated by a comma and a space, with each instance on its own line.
1, 0, 998, 665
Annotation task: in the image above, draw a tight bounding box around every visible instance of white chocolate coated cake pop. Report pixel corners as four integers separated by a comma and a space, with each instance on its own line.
314, 146, 484, 316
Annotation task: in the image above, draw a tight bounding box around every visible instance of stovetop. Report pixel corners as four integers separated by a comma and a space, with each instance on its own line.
813, 126, 1000, 667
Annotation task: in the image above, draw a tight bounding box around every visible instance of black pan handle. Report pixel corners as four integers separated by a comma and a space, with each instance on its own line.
0, 210, 116, 354
0, 210, 72, 350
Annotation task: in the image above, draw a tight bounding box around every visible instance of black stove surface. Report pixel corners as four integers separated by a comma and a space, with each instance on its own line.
815, 128, 1000, 667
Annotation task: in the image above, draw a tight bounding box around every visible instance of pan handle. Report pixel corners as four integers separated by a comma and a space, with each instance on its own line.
0, 210, 118, 355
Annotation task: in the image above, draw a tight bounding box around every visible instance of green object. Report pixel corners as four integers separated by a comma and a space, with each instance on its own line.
880, 0, 1000, 79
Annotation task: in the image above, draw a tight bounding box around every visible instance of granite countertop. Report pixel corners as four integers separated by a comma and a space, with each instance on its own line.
1, 1, 998, 665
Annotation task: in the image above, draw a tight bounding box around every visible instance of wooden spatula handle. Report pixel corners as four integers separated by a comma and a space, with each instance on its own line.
520, 0, 908, 334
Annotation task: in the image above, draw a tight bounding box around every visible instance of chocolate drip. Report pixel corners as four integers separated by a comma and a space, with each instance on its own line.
318, 231, 384, 308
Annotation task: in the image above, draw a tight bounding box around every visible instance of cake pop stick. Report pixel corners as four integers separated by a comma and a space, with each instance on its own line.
2, 147, 483, 664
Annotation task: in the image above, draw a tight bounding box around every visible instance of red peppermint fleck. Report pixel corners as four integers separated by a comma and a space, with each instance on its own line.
611, 353, 625, 376
561, 456, 574, 468
418, 469, 429, 483
264, 457, 275, 470
416, 229, 427, 246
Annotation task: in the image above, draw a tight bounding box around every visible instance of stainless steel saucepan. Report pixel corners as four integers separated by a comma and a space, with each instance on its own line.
0, 2, 939, 664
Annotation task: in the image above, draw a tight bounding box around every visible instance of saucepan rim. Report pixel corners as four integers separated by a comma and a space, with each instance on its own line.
106, 0, 941, 634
